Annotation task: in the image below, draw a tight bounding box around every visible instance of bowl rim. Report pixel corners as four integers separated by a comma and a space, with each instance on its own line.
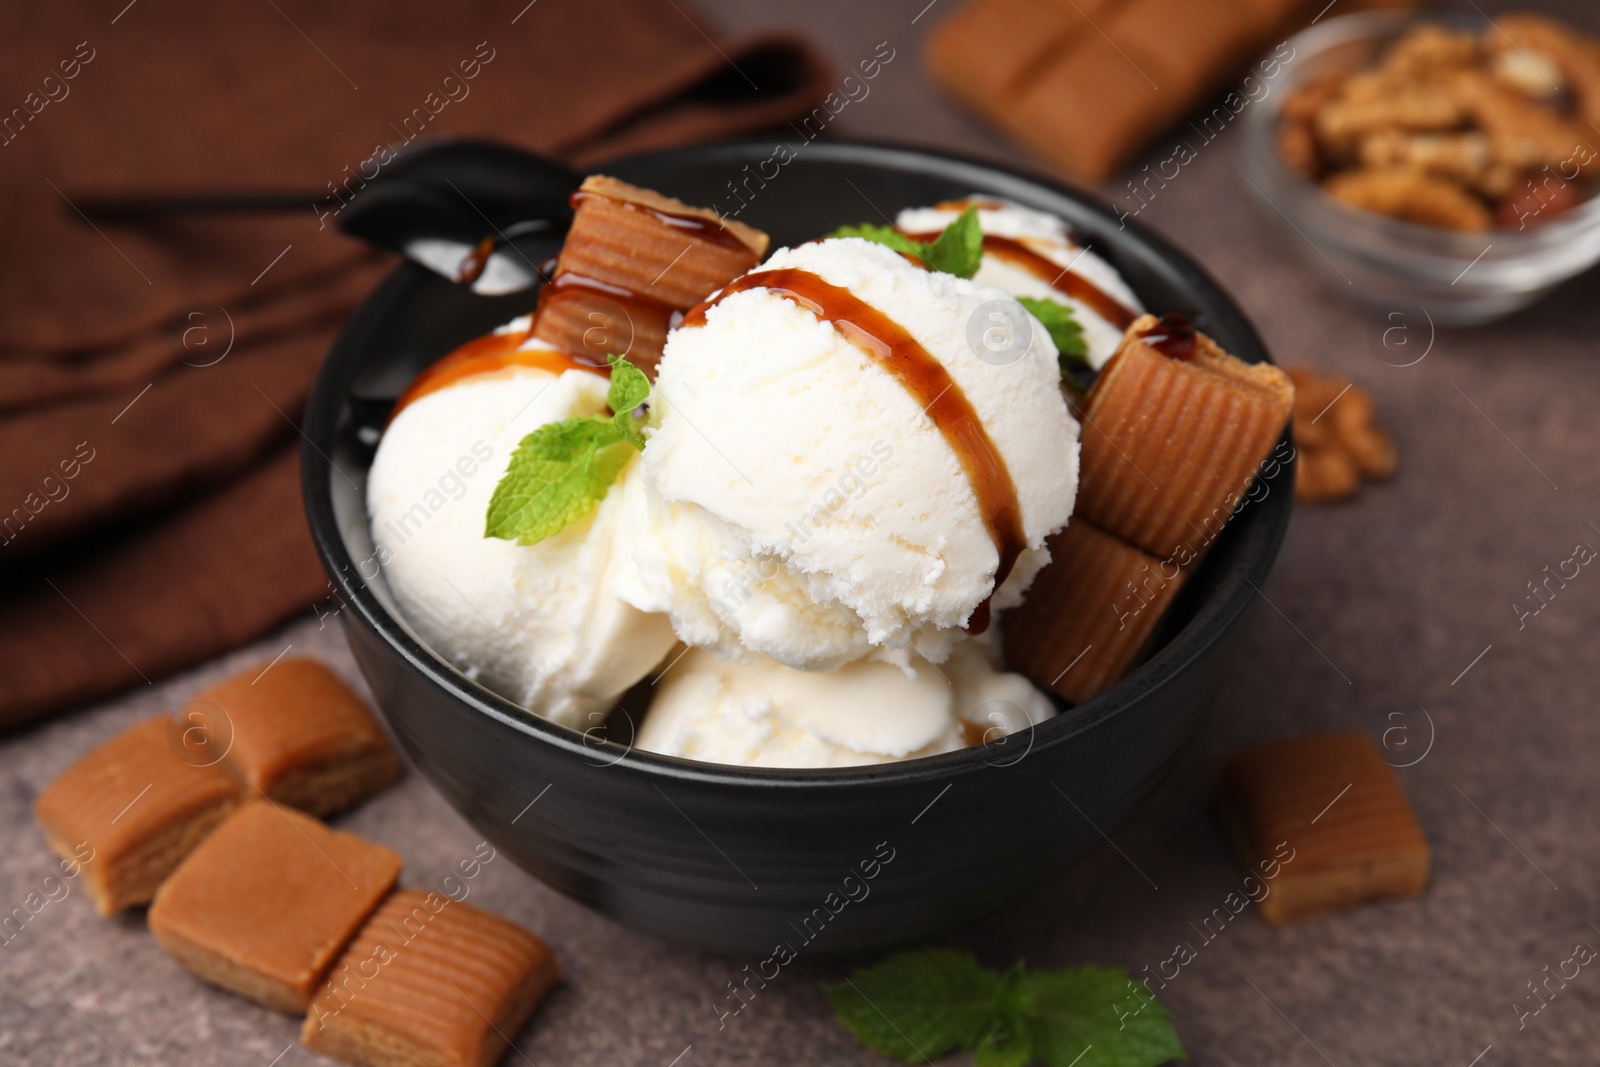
301, 137, 1294, 791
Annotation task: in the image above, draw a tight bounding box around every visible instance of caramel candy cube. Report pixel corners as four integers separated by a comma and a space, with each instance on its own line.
1217, 733, 1430, 925
1105, 0, 1261, 102
532, 175, 768, 375
1007, 32, 1172, 184
924, 0, 1322, 182
1076, 314, 1294, 562
34, 716, 239, 914
197, 658, 401, 817
1003, 518, 1187, 703
149, 802, 401, 1012
303, 890, 561, 1067
925, 0, 1113, 119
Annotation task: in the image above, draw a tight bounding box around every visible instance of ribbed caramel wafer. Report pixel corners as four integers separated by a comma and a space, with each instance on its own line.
303, 889, 561, 1067
531, 175, 767, 375
1002, 517, 1187, 703
1216, 733, 1429, 924
1076, 314, 1293, 561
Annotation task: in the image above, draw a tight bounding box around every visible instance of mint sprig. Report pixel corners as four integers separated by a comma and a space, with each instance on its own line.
606, 353, 650, 448
825, 951, 1185, 1067
484, 355, 649, 546
829, 206, 984, 278
1016, 296, 1090, 375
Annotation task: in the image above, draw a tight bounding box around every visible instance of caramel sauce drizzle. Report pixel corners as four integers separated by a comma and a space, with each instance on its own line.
393, 188, 756, 423
901, 230, 1137, 330
570, 189, 755, 252
932, 197, 1008, 213
455, 233, 498, 285
681, 268, 1025, 633
1138, 313, 1197, 360
388, 323, 607, 421
532, 270, 685, 335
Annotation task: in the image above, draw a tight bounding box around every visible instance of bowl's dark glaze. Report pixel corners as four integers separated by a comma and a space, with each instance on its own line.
303, 141, 1293, 955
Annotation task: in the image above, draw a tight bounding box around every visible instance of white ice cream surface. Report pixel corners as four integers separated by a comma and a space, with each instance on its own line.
637, 636, 1055, 768
618, 238, 1079, 673
896, 198, 1143, 370
368, 363, 678, 729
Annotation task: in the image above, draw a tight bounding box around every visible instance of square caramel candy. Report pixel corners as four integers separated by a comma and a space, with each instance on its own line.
149, 802, 401, 1012
303, 889, 561, 1067
197, 658, 401, 817
531, 175, 768, 376
1217, 733, 1430, 925
924, 0, 1307, 182
925, 0, 1115, 120
1076, 314, 1294, 562
34, 716, 239, 914
1007, 28, 1178, 184
1002, 517, 1187, 703
1104, 0, 1262, 102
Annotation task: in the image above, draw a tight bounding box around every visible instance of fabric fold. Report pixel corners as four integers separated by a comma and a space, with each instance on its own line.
0, 0, 831, 729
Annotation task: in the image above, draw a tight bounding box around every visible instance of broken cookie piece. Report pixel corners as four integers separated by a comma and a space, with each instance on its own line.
198, 658, 401, 817
149, 803, 401, 1012
1216, 733, 1430, 924
531, 175, 768, 377
34, 716, 240, 914
302, 889, 561, 1067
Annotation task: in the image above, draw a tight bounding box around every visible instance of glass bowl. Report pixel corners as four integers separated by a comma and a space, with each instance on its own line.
1240, 9, 1600, 325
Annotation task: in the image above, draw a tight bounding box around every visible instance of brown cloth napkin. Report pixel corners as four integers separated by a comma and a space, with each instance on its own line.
0, 0, 830, 729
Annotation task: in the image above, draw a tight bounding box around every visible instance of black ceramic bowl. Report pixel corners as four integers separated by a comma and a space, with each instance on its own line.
303, 140, 1293, 955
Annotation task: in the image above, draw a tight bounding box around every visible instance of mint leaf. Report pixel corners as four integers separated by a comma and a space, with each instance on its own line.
829, 222, 927, 260
1016, 297, 1090, 374
827, 955, 1184, 1067
484, 356, 652, 546
922, 206, 983, 278
607, 354, 650, 448
824, 949, 1002, 1064
484, 418, 632, 545
1027, 968, 1185, 1067
828, 207, 983, 278
976, 965, 1035, 1067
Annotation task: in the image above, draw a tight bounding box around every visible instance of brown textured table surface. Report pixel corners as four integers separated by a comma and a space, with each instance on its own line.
6, 2, 1600, 1064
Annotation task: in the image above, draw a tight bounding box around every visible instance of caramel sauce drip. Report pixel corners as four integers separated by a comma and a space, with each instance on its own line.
932, 197, 1008, 213
681, 268, 1026, 632
570, 189, 754, 252
388, 323, 607, 421
901, 231, 1137, 330
1138, 313, 1197, 360
455, 233, 498, 285
533, 270, 685, 338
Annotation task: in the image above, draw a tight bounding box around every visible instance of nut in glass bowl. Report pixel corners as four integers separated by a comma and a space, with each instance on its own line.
1241, 10, 1600, 325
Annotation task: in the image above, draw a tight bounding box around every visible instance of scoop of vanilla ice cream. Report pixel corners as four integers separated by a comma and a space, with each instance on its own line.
616, 238, 1079, 673
895, 199, 1142, 369
368, 357, 678, 729
636, 638, 1055, 768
